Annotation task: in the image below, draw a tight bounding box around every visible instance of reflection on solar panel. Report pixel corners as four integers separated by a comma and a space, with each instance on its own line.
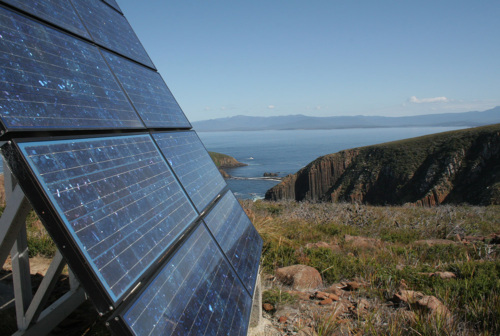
17, 135, 198, 304
121, 224, 252, 336
103, 51, 191, 129
153, 131, 226, 212
71, 0, 154, 68
0, 7, 144, 131
0, 0, 91, 38
204, 192, 262, 295
102, 0, 122, 13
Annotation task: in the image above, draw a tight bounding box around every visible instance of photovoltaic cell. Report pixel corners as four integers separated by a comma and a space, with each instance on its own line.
123, 224, 252, 336
0, 8, 144, 131
204, 192, 262, 295
102, 0, 122, 13
17, 135, 198, 303
153, 131, 226, 212
71, 0, 154, 68
103, 51, 191, 129
0, 0, 91, 38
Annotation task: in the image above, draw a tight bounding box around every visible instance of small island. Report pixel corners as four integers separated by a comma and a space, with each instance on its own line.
208, 151, 247, 178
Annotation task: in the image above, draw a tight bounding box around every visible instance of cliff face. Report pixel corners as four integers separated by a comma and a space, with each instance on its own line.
265, 124, 500, 206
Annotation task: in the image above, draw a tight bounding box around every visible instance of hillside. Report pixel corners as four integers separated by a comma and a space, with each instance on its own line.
192, 106, 500, 132
265, 124, 500, 205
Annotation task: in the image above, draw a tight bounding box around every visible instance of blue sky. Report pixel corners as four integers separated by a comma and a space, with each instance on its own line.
119, 0, 500, 121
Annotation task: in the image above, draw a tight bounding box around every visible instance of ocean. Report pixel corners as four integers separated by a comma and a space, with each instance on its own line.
197, 127, 467, 200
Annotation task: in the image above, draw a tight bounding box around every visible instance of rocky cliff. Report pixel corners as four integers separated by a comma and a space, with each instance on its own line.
265, 124, 500, 206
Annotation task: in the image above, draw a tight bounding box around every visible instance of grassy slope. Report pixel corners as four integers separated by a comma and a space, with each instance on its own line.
244, 200, 500, 335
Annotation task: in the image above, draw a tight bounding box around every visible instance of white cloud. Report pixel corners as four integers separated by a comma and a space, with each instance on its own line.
268, 105, 275, 109
409, 96, 449, 104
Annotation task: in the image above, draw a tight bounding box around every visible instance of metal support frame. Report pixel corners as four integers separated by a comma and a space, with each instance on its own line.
0, 163, 87, 336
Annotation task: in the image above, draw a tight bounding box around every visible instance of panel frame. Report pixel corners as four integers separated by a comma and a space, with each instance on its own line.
1, 133, 203, 313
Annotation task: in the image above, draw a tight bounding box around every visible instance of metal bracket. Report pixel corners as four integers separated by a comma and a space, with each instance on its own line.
0, 163, 87, 336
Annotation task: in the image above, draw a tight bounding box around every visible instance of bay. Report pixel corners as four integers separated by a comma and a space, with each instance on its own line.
197, 127, 467, 200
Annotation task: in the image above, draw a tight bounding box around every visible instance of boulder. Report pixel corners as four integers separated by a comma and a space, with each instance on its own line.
275, 265, 323, 290
305, 241, 340, 251
344, 235, 381, 249
416, 295, 451, 318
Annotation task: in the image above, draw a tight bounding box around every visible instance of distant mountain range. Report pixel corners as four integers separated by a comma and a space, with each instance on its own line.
192, 106, 500, 132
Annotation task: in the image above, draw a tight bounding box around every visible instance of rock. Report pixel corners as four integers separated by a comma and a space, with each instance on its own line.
393, 290, 425, 304
344, 235, 381, 249
305, 241, 341, 251
314, 291, 330, 300
278, 316, 287, 323
263, 172, 279, 177
325, 284, 343, 296
275, 265, 323, 290
341, 281, 362, 291
433, 271, 456, 279
263, 303, 274, 312
218, 168, 230, 178
274, 306, 300, 319
297, 326, 318, 336
413, 239, 458, 246
318, 298, 333, 305
416, 295, 451, 318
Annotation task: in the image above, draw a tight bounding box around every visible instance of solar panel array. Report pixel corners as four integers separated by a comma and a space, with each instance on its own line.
0, 1, 262, 335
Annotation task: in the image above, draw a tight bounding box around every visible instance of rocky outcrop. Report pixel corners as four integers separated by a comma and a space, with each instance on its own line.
266, 124, 500, 206
208, 151, 247, 178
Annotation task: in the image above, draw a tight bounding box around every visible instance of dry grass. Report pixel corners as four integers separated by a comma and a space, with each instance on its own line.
245, 200, 500, 335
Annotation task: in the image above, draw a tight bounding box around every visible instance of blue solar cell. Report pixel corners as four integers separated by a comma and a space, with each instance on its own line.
153, 131, 226, 212
102, 0, 122, 13
18, 135, 198, 303
103, 51, 191, 129
0, 0, 91, 38
123, 224, 252, 336
0, 8, 144, 131
71, 0, 154, 68
204, 192, 262, 295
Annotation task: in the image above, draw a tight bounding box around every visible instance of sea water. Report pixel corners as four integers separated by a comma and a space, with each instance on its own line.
197, 127, 467, 200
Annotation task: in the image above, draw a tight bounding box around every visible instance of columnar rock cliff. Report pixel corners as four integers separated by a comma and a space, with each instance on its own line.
265, 124, 500, 206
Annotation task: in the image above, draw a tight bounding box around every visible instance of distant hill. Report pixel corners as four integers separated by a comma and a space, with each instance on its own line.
265, 124, 500, 206
192, 106, 500, 132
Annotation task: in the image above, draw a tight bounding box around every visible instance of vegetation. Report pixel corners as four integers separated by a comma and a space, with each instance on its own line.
246, 200, 500, 335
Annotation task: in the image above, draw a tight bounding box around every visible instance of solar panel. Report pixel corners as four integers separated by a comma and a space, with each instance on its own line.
0, 0, 91, 38
16, 134, 198, 307
71, 0, 154, 68
204, 192, 262, 295
1, 1, 263, 334
0, 7, 144, 132
103, 51, 191, 129
115, 224, 252, 336
102, 0, 122, 13
153, 131, 227, 212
